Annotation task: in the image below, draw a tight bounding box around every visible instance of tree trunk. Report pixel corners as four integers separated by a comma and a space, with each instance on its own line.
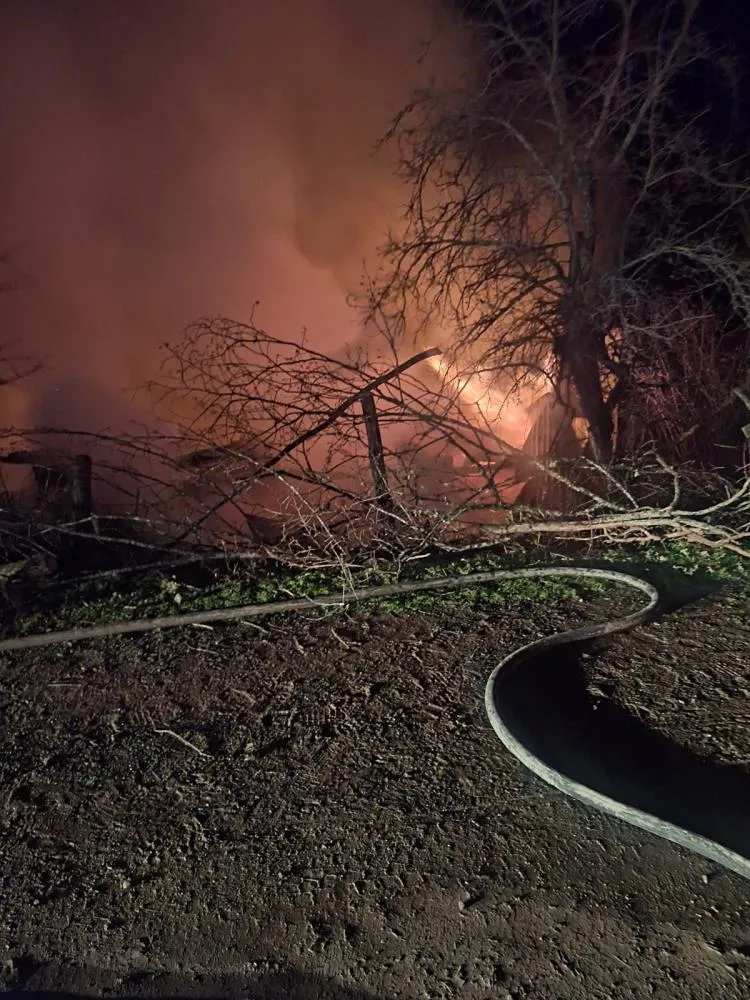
560, 333, 612, 463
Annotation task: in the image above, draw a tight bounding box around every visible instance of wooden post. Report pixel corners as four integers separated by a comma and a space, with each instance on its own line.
72, 454, 93, 523
360, 390, 394, 515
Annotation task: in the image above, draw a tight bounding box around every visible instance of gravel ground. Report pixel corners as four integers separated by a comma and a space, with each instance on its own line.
0, 583, 749, 999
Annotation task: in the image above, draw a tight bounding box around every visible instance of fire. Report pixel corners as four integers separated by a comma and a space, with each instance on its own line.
426, 353, 548, 451
423, 345, 594, 521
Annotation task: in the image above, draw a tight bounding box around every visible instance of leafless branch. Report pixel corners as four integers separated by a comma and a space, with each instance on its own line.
365, 0, 750, 465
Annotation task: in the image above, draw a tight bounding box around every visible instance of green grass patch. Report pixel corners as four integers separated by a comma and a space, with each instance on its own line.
2, 536, 747, 641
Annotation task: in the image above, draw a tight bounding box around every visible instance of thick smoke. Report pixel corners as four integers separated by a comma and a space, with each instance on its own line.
0, 0, 462, 440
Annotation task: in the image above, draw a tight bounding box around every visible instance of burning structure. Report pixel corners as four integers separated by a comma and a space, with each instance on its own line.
1, 0, 747, 556
0, 0, 569, 541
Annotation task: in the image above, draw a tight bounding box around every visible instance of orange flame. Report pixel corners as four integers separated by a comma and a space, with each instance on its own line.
426, 353, 548, 451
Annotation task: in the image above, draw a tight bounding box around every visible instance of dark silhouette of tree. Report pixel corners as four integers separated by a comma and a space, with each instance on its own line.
371, 0, 750, 462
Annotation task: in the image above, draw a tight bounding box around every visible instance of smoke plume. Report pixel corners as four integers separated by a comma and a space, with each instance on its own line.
0, 0, 462, 440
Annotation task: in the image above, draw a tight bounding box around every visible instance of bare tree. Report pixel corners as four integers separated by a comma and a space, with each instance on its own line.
370, 0, 750, 463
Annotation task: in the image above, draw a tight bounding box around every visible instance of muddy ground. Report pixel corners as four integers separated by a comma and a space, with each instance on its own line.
0, 581, 749, 999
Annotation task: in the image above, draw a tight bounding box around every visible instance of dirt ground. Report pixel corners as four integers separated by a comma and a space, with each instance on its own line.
0, 581, 749, 999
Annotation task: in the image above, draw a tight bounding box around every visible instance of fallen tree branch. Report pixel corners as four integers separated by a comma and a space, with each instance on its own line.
169, 346, 443, 544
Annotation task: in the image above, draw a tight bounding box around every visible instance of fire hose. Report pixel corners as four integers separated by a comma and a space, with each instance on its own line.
1, 565, 748, 881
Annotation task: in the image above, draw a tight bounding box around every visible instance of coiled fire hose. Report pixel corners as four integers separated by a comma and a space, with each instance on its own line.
1, 565, 748, 880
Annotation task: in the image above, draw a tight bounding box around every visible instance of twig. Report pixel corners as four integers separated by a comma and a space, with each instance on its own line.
153, 728, 211, 758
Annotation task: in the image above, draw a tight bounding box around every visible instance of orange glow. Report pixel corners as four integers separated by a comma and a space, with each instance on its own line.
426, 352, 552, 452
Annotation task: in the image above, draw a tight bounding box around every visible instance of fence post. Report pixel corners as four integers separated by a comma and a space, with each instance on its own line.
360, 390, 394, 517
72, 454, 93, 523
